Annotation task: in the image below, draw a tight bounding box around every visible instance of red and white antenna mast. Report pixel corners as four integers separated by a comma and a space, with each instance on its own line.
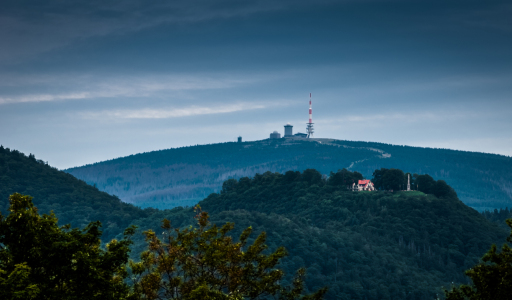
309, 93, 312, 123
306, 93, 314, 138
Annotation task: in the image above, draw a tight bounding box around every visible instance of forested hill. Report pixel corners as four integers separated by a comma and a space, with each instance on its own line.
0, 147, 509, 299
0, 145, 152, 241
66, 138, 512, 210
196, 170, 508, 300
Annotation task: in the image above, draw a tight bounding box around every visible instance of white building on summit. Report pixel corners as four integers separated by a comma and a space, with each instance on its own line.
352, 180, 375, 191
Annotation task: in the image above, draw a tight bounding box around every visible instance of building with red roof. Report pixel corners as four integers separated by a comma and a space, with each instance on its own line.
352, 179, 375, 191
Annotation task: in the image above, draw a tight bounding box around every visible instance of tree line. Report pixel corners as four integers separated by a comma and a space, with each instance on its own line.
2, 188, 512, 299
0, 193, 325, 300
371, 168, 458, 198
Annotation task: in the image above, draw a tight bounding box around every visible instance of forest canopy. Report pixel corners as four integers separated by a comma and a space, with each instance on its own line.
1, 146, 509, 299
199, 169, 506, 300
0, 193, 325, 300
372, 168, 458, 198
0, 193, 134, 300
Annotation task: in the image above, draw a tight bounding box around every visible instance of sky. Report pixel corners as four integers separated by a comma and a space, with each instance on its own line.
1, 0, 511, 169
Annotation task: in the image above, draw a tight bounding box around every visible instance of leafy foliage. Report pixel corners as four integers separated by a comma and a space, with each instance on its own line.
129, 207, 327, 300
0, 193, 135, 300
0, 263, 39, 300
445, 219, 512, 300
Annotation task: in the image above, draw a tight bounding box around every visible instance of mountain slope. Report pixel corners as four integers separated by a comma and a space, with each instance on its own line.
66, 138, 512, 210
195, 170, 508, 300
0, 145, 152, 241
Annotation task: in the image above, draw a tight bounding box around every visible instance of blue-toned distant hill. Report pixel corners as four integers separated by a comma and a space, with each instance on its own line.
65, 138, 512, 210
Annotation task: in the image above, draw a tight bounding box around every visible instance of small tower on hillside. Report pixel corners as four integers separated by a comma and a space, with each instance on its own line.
407, 174, 411, 191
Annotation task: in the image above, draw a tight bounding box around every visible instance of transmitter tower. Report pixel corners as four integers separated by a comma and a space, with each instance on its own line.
306, 93, 314, 138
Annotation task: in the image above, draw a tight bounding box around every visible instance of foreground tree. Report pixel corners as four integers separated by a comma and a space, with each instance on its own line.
445, 219, 512, 300
0, 193, 135, 300
129, 206, 327, 300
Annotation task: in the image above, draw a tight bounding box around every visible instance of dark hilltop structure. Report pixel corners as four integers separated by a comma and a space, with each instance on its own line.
270, 94, 314, 139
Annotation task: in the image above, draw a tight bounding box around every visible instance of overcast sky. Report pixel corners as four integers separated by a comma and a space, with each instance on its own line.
1, 0, 511, 169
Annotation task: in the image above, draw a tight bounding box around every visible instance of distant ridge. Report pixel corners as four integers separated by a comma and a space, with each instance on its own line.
65, 138, 512, 210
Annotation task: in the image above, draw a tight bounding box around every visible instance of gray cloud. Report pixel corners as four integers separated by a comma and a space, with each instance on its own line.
3, 0, 509, 64
78, 102, 282, 119
0, 72, 265, 104
0, 0, 293, 63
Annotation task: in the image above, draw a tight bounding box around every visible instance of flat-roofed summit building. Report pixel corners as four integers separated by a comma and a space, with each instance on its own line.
284, 123, 293, 137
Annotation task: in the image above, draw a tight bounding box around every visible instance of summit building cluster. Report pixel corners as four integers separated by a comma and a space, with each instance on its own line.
269, 124, 308, 139
269, 93, 315, 140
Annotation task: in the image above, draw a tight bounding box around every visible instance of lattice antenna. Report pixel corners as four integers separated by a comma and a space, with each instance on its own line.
306, 93, 314, 138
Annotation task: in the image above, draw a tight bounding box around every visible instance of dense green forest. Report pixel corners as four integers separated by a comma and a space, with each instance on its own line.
1, 146, 509, 299
1, 193, 322, 300
197, 170, 507, 299
66, 138, 512, 210
481, 208, 512, 229
0, 145, 152, 242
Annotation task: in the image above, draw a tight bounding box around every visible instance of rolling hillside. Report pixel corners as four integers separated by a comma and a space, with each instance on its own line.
0, 145, 152, 242
195, 170, 508, 300
66, 138, 512, 210
1, 146, 509, 299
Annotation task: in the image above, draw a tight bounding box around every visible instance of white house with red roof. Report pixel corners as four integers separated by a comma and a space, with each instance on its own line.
352, 180, 375, 191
